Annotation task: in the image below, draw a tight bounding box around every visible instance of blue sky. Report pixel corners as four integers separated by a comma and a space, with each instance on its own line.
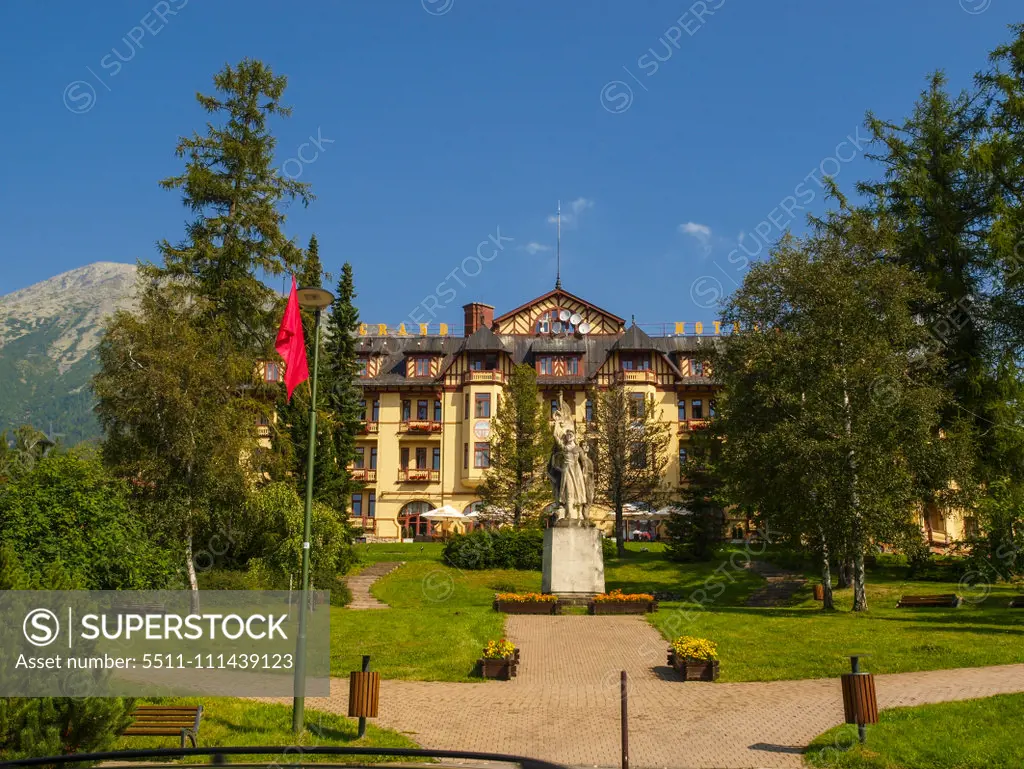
0, 0, 1018, 330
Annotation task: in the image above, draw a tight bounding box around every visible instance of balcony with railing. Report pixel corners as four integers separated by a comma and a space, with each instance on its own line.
255, 425, 271, 439
399, 419, 443, 434
678, 419, 711, 434
463, 370, 506, 385
614, 369, 658, 385
349, 468, 377, 483
398, 467, 440, 483
359, 421, 380, 435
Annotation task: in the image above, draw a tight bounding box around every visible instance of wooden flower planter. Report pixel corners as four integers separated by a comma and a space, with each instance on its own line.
667, 651, 719, 681
588, 600, 658, 615
478, 649, 520, 680
494, 600, 559, 615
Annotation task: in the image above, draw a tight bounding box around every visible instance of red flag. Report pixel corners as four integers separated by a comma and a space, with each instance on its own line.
275, 275, 309, 402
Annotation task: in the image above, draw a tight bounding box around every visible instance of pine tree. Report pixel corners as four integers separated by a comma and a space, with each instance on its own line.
665, 425, 724, 562
148, 58, 312, 353
590, 384, 672, 556
323, 263, 365, 513
478, 364, 552, 527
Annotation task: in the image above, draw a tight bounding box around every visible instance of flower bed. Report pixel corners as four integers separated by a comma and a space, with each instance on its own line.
588, 589, 657, 614
667, 636, 719, 681
478, 638, 520, 680
493, 592, 560, 615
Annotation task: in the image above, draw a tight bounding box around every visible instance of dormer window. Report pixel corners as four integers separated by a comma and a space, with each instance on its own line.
414, 357, 431, 377
536, 309, 575, 335
565, 356, 579, 375
537, 356, 553, 376
356, 357, 369, 377
690, 358, 704, 376
621, 354, 650, 371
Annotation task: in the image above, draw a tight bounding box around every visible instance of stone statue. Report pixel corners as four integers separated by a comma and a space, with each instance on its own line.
547, 402, 595, 525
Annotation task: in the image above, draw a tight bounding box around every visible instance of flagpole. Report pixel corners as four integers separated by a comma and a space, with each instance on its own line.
291, 285, 333, 735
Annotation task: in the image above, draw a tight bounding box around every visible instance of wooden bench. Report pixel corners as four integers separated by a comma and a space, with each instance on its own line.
896, 594, 962, 608
121, 705, 202, 747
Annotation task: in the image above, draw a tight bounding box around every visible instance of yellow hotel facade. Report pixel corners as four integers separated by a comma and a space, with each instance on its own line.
346, 286, 718, 541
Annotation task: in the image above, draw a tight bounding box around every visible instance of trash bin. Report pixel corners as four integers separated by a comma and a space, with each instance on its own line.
840, 656, 877, 742
348, 671, 380, 718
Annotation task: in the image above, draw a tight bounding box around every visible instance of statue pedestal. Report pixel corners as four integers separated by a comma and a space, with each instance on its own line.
542, 526, 606, 601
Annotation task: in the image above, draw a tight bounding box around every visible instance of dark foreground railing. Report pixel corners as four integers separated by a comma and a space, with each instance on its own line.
0, 746, 568, 769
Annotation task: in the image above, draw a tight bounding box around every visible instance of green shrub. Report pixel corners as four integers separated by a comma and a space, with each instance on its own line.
601, 535, 616, 560
197, 568, 256, 590
0, 452, 175, 589
443, 528, 544, 570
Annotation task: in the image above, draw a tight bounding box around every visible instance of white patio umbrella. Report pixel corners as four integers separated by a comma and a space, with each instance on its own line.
653, 505, 689, 518
422, 504, 465, 519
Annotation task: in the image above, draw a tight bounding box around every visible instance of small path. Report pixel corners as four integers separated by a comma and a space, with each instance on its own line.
745, 560, 807, 607
263, 615, 1024, 768
346, 561, 402, 609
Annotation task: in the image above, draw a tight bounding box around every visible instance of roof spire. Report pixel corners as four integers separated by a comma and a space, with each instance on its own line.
555, 200, 562, 290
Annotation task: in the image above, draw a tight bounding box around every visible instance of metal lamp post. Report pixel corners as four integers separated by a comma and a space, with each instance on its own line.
292, 285, 334, 735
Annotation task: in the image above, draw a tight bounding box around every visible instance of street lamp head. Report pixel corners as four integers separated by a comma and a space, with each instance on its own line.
297, 287, 334, 310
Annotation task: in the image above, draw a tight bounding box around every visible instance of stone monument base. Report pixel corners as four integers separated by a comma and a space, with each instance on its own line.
542, 525, 606, 600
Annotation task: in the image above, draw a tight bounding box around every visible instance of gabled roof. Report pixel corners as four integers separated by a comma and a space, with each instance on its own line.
611, 324, 657, 351
492, 287, 626, 326
461, 325, 509, 353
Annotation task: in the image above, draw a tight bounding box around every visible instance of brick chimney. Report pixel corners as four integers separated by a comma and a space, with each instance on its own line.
463, 302, 495, 337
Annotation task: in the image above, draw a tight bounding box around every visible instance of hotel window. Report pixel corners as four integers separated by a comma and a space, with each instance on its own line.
367, 492, 376, 518
369, 447, 378, 469
586, 398, 594, 423
256, 412, 270, 427
474, 442, 491, 468
679, 447, 687, 467
432, 447, 441, 470
709, 399, 717, 418
434, 399, 442, 422
359, 399, 367, 420
690, 358, 704, 376
415, 447, 427, 468
372, 399, 380, 422
465, 393, 470, 414
621, 356, 634, 371
356, 358, 368, 377
417, 399, 429, 420
475, 393, 491, 418
415, 357, 431, 377
630, 393, 646, 419
630, 443, 647, 469
464, 442, 469, 469
550, 398, 559, 417
352, 493, 363, 517
678, 400, 686, 421
354, 447, 365, 469
538, 356, 553, 376
402, 400, 411, 421
400, 447, 410, 469
264, 362, 281, 382
691, 399, 704, 419
565, 356, 579, 375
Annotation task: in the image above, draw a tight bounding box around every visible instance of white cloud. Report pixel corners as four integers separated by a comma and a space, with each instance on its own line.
679, 221, 712, 243
547, 197, 594, 226
523, 242, 552, 255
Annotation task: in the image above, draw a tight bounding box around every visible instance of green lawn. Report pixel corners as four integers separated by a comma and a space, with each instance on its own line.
649, 573, 1024, 682
804, 693, 1024, 768
352, 541, 446, 565
116, 697, 417, 761
333, 542, 1024, 683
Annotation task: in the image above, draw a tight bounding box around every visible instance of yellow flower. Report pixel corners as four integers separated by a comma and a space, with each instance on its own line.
482, 638, 516, 659
670, 636, 718, 661
593, 589, 655, 603
495, 592, 558, 602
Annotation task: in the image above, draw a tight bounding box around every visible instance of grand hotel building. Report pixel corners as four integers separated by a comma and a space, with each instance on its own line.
345, 285, 718, 541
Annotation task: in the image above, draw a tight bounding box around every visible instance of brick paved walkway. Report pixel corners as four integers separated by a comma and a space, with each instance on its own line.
744, 561, 807, 607
280, 615, 1024, 768
346, 562, 402, 609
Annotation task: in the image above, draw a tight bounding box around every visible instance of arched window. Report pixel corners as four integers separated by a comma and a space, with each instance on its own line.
400, 500, 434, 539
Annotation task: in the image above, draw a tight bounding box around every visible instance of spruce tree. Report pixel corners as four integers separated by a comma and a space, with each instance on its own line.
148, 58, 312, 353
323, 263, 365, 514
281, 236, 348, 511
478, 364, 552, 527
665, 425, 724, 562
